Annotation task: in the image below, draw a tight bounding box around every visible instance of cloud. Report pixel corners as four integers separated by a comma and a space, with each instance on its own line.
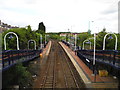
0, 0, 119, 33
100, 0, 118, 15
101, 7, 117, 15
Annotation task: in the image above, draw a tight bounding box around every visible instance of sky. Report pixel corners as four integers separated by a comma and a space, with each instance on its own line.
0, 0, 119, 33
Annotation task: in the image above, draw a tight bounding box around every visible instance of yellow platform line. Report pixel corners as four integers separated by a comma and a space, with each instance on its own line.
59, 42, 91, 84
46, 41, 51, 56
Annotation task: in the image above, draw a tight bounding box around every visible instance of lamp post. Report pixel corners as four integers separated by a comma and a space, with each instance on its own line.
68, 29, 70, 43
0, 25, 2, 33
65, 34, 67, 42
28, 40, 36, 50
45, 34, 46, 44
40, 35, 42, 49
74, 34, 77, 51
93, 33, 96, 82
88, 21, 94, 33
77, 37, 81, 50
103, 32, 117, 50
4, 32, 19, 50
70, 31, 73, 49
82, 39, 91, 50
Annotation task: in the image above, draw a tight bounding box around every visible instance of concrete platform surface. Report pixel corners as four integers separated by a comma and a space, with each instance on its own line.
59, 42, 119, 89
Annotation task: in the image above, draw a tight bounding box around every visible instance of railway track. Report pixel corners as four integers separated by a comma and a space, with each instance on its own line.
57, 42, 79, 88
33, 41, 86, 88
40, 42, 55, 88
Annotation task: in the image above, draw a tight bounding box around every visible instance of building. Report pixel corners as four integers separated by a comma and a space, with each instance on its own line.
0, 20, 19, 33
60, 32, 85, 37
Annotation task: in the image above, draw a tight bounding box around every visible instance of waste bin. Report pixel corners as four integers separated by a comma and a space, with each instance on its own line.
99, 70, 108, 77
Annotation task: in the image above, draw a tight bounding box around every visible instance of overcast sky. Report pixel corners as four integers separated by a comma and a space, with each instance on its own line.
0, 0, 119, 33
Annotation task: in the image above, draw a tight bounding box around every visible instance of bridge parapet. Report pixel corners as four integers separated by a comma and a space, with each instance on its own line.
1, 49, 42, 71
62, 40, 120, 78
77, 49, 120, 79
77, 50, 120, 67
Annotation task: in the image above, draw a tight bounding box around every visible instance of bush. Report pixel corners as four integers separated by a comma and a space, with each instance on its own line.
2, 63, 32, 88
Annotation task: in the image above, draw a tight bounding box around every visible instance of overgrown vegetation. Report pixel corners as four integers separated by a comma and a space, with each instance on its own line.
75, 28, 120, 50
2, 25, 47, 50
96, 29, 120, 50
1, 25, 120, 89
2, 63, 32, 88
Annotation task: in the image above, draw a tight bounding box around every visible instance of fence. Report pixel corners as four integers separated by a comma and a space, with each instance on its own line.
77, 50, 120, 78
1, 49, 42, 70
62, 40, 120, 78
62, 40, 80, 51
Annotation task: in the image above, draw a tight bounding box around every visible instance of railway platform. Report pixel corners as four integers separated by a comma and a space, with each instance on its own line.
33, 41, 119, 89
60, 42, 119, 89
33, 41, 86, 88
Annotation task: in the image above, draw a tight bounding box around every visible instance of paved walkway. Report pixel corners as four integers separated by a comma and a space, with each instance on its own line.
60, 42, 119, 89
33, 41, 52, 88
41, 41, 51, 59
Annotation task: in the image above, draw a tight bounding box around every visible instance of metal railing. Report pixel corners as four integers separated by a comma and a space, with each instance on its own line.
77, 50, 120, 67
62, 40, 120, 78
1, 49, 42, 70
77, 50, 120, 78
62, 40, 80, 51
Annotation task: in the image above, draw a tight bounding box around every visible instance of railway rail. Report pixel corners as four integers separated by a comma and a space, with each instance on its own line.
33, 41, 85, 88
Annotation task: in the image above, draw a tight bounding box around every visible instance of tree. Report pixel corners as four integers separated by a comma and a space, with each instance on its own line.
2, 25, 39, 50
96, 28, 119, 50
77, 32, 91, 48
96, 29, 107, 50
48, 33, 60, 40
88, 29, 91, 34
37, 22, 46, 34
